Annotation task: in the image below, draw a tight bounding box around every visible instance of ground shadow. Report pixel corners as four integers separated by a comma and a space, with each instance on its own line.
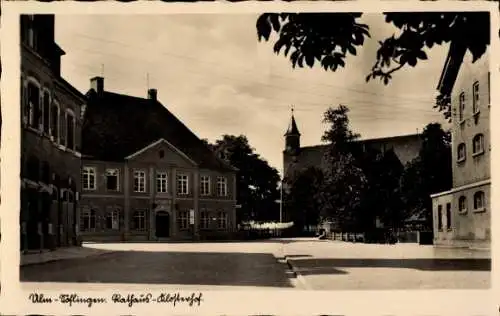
20, 249, 294, 287
294, 266, 348, 276
289, 258, 491, 273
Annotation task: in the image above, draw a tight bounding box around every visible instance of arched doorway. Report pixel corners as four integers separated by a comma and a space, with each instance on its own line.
155, 211, 170, 238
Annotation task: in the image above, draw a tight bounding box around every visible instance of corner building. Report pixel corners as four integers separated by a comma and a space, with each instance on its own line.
20, 15, 86, 251
431, 43, 491, 249
80, 77, 238, 241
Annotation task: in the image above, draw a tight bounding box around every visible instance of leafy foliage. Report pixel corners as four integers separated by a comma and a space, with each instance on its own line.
256, 12, 492, 120
319, 105, 367, 229
257, 12, 490, 81
257, 13, 370, 71
285, 166, 324, 229
400, 123, 452, 228
209, 135, 281, 222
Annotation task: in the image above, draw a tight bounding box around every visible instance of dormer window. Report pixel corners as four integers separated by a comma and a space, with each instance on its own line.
159, 150, 165, 159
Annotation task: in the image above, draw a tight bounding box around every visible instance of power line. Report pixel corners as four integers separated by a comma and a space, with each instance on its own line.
64, 60, 444, 120
67, 31, 435, 104
62, 47, 441, 116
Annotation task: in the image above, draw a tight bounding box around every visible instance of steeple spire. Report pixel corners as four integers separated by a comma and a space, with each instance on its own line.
285, 105, 300, 136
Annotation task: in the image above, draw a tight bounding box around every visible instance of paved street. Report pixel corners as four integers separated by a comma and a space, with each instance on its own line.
20, 241, 298, 290
20, 239, 490, 290
284, 239, 491, 290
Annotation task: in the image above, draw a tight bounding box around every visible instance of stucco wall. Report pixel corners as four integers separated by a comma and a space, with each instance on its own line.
451, 48, 490, 188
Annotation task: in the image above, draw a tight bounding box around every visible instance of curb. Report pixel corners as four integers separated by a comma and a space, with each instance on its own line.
284, 256, 312, 290
20, 251, 118, 267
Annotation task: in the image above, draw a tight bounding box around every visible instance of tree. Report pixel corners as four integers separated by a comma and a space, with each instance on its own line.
209, 135, 281, 223
256, 11, 492, 120
400, 123, 452, 228
319, 105, 367, 230
285, 166, 324, 230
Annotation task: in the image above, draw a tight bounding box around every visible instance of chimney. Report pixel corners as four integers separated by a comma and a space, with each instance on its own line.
90, 76, 104, 95
148, 88, 157, 101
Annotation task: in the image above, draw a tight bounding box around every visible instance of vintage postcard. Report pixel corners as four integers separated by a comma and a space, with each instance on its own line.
1, 1, 499, 315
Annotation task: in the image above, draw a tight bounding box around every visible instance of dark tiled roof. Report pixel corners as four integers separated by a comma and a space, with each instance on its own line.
289, 133, 421, 175
82, 90, 237, 172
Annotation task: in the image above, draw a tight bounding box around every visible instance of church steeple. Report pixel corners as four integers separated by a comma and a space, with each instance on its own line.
284, 106, 300, 154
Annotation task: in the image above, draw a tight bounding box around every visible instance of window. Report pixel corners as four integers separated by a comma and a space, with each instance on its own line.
82, 166, 96, 190
459, 92, 465, 122
41, 161, 50, 184
81, 208, 97, 231
437, 205, 443, 231
457, 143, 466, 162
177, 173, 189, 195
177, 210, 189, 230
66, 113, 75, 150
473, 191, 485, 210
132, 210, 146, 231
156, 171, 168, 193
217, 176, 228, 197
133, 170, 146, 193
200, 175, 210, 196
42, 92, 50, 133
105, 168, 119, 191
473, 81, 480, 114
217, 211, 228, 229
472, 134, 484, 155
27, 15, 36, 49
59, 111, 66, 146
446, 203, 452, 230
159, 150, 165, 159
27, 82, 40, 128
200, 210, 210, 229
50, 103, 59, 141
106, 208, 120, 230
458, 196, 467, 213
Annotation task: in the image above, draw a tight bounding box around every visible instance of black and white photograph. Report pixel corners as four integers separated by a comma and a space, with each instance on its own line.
1, 1, 498, 314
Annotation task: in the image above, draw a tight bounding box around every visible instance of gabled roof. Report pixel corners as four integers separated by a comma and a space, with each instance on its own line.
437, 42, 467, 96
82, 89, 237, 172
125, 138, 197, 166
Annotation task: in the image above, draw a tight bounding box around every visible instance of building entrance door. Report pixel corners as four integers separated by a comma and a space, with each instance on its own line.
155, 211, 170, 238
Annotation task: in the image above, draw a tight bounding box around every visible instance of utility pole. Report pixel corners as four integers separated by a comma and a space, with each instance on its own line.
279, 177, 283, 223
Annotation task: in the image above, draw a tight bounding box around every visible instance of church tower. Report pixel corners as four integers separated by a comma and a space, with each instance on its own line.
284, 107, 301, 154
283, 107, 301, 186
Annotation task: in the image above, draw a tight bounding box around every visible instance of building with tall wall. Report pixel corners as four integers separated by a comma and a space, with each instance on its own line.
80, 77, 238, 241
431, 43, 490, 249
20, 15, 86, 252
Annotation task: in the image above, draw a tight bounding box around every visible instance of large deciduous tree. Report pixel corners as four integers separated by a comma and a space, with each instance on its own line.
209, 135, 281, 223
319, 105, 367, 230
256, 12, 492, 120
285, 166, 324, 231
400, 123, 452, 228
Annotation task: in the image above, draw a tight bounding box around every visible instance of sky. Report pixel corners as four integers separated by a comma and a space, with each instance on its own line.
55, 13, 450, 174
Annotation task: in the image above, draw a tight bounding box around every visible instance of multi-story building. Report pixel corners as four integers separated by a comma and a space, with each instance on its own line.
80, 77, 238, 241
431, 43, 490, 249
20, 15, 86, 252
